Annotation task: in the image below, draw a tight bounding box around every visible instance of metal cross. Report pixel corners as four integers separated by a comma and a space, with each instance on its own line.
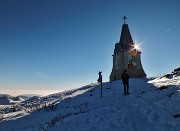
123, 16, 127, 24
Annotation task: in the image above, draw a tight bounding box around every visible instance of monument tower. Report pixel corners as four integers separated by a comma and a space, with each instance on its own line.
110, 16, 146, 81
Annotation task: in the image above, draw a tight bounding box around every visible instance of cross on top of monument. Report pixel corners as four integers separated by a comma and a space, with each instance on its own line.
123, 16, 127, 24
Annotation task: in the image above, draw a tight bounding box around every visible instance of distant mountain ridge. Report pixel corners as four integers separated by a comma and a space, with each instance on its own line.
0, 95, 24, 105
0, 94, 41, 105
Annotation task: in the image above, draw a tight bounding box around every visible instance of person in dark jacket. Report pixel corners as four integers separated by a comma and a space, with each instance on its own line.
121, 70, 130, 95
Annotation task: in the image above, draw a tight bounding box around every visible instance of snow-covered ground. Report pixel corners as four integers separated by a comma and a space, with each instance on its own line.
0, 75, 179, 131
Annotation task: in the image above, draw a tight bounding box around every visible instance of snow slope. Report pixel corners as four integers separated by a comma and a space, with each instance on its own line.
0, 76, 179, 131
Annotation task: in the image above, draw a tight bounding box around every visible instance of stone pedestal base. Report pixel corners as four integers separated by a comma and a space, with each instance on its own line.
110, 69, 146, 82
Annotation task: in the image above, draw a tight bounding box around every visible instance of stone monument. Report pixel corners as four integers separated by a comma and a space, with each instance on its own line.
110, 16, 146, 81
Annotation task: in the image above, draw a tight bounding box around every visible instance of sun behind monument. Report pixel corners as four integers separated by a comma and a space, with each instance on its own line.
110, 16, 146, 81
133, 43, 141, 50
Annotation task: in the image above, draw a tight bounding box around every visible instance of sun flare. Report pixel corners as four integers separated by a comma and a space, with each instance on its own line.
134, 44, 140, 50
132, 42, 142, 51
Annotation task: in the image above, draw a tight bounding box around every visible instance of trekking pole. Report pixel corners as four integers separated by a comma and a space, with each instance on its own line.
100, 80, 102, 97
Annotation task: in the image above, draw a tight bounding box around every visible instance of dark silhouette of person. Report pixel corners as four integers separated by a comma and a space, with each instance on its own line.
121, 70, 130, 95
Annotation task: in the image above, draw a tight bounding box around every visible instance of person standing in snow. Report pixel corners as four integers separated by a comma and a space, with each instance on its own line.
121, 70, 130, 95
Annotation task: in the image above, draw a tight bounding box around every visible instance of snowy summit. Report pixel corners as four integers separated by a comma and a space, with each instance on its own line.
0, 74, 180, 131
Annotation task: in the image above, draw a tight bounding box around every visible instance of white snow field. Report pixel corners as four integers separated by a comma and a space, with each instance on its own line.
0, 74, 179, 131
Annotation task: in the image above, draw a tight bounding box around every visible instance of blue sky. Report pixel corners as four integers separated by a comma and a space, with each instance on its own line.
0, 0, 179, 91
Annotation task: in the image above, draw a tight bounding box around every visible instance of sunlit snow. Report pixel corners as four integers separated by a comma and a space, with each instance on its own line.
0, 74, 179, 131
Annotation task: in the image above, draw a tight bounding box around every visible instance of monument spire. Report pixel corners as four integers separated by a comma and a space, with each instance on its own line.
110, 16, 146, 81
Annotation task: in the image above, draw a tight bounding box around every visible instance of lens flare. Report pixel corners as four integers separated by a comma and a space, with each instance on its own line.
134, 44, 140, 50
132, 42, 142, 51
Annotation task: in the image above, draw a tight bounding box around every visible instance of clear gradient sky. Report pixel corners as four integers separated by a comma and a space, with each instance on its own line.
0, 0, 179, 92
